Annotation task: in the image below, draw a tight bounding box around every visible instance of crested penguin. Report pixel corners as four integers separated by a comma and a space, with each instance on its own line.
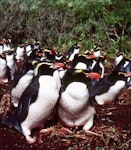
114, 51, 124, 67
58, 55, 96, 131
90, 71, 130, 105
90, 55, 131, 105
2, 62, 61, 144
66, 44, 80, 62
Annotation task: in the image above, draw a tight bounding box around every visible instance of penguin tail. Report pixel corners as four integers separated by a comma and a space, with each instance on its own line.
0, 114, 22, 133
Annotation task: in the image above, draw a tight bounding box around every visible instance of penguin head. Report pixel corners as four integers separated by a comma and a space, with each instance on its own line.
93, 47, 101, 57
44, 49, 56, 62
34, 62, 54, 76
71, 54, 89, 71
114, 57, 131, 73
114, 51, 124, 66
66, 44, 80, 61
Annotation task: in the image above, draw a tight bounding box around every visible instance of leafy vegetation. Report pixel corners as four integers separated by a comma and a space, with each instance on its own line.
0, 0, 131, 54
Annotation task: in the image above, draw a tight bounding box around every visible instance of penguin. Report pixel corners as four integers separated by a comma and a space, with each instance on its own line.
15, 44, 25, 62
6, 49, 19, 81
25, 42, 33, 57
93, 47, 101, 58
114, 56, 131, 73
84, 56, 106, 90
33, 40, 41, 50
125, 70, 131, 88
114, 51, 124, 67
89, 56, 131, 105
10, 50, 41, 107
71, 54, 104, 79
66, 44, 80, 62
90, 71, 129, 105
53, 52, 67, 80
3, 62, 61, 144
43, 48, 56, 62
123, 60, 131, 88
58, 55, 96, 131
90, 56, 105, 78
0, 53, 9, 83
2, 38, 11, 53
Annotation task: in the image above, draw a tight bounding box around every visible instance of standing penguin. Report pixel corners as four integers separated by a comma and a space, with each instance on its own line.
15, 44, 25, 62
25, 42, 33, 57
6, 49, 19, 81
93, 47, 101, 58
66, 44, 80, 62
114, 51, 124, 67
58, 55, 96, 131
2, 38, 11, 53
3, 62, 61, 144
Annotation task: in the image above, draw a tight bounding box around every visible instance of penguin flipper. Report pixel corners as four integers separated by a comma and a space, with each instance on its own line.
89, 76, 111, 97
1, 114, 22, 133
16, 77, 39, 123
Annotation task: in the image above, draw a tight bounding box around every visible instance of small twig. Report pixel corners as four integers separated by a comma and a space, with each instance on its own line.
119, 139, 131, 149
101, 107, 117, 111
106, 107, 117, 110
117, 103, 129, 105
0, 82, 9, 87
85, 130, 102, 137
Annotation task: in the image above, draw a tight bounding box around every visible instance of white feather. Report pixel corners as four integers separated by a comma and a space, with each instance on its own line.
11, 70, 34, 107
0, 57, 8, 82
58, 82, 95, 130
95, 80, 126, 105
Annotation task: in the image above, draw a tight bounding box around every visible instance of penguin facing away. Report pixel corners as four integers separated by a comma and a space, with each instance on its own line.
3, 62, 61, 144
58, 55, 96, 131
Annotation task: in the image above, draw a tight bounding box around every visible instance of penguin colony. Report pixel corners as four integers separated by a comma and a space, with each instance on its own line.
0, 38, 131, 144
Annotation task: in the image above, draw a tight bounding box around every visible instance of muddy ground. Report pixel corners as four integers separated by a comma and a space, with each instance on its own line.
0, 63, 131, 150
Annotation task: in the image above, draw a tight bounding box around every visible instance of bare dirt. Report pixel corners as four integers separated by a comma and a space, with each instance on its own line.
0, 63, 131, 150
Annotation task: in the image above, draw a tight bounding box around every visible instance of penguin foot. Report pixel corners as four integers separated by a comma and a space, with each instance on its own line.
128, 86, 131, 89
96, 99, 104, 105
26, 135, 36, 144
0, 79, 8, 84
85, 130, 102, 137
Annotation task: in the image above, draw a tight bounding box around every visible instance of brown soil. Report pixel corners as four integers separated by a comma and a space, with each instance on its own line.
0, 66, 131, 150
